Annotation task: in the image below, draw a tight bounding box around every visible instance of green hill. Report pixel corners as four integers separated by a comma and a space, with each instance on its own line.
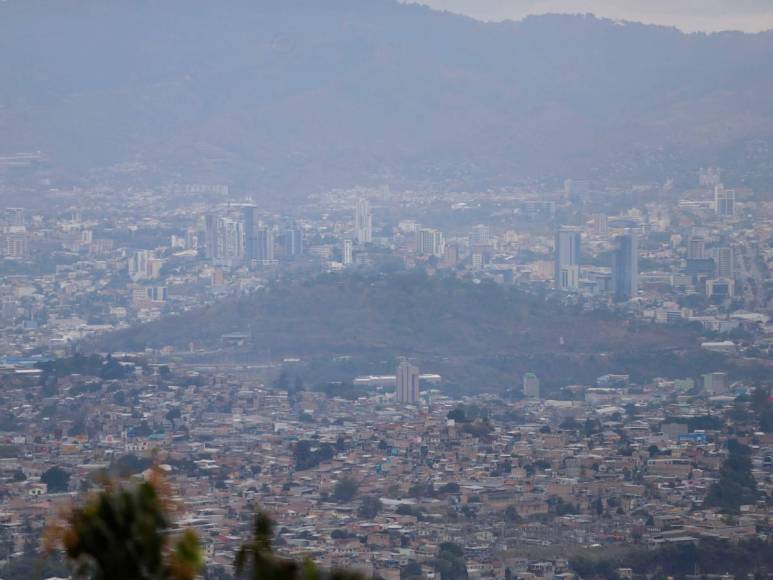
93, 272, 746, 392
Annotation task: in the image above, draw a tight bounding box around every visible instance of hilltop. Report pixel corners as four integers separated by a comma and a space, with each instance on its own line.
95, 272, 736, 391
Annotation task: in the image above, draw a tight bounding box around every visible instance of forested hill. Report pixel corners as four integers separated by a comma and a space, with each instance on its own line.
94, 272, 745, 391
2, 0, 773, 192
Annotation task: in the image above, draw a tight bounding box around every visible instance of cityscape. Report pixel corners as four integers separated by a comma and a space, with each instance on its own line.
1, 1, 773, 579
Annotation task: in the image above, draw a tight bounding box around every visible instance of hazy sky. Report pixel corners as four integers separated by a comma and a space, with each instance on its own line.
406, 0, 773, 32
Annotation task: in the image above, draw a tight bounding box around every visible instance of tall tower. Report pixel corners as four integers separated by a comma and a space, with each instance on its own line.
715, 246, 734, 279
554, 227, 581, 291
355, 198, 372, 244
613, 232, 639, 302
714, 185, 736, 217
687, 236, 706, 260
523, 373, 540, 399
242, 204, 257, 261
342, 238, 353, 266
256, 227, 274, 263
395, 361, 420, 404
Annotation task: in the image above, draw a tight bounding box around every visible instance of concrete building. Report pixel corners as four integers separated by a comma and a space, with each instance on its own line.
523, 373, 540, 399
355, 198, 372, 244
613, 232, 639, 302
555, 227, 581, 292
395, 361, 420, 404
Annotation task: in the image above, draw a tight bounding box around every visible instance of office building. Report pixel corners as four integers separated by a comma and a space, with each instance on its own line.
217, 217, 244, 264
354, 198, 372, 244
687, 236, 706, 260
5, 207, 24, 227
470, 224, 490, 246
707, 278, 735, 299
523, 373, 540, 399
4, 233, 28, 259
395, 361, 420, 404
255, 226, 274, 263
714, 246, 734, 279
554, 227, 581, 291
129, 250, 152, 281
242, 204, 257, 260
592, 213, 608, 236
703, 372, 727, 395
342, 238, 353, 266
613, 232, 639, 302
281, 227, 304, 259
204, 215, 217, 260
714, 185, 735, 217
417, 228, 445, 258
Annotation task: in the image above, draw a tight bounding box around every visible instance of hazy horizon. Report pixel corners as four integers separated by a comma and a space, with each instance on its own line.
405, 0, 773, 32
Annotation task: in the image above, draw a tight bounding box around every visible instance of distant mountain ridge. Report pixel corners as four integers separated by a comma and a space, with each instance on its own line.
2, 0, 773, 194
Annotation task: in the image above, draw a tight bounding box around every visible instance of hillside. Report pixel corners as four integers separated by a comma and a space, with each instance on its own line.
95, 272, 738, 391
2, 1, 773, 193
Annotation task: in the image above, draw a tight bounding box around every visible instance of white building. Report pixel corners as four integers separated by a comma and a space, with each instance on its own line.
355, 198, 372, 244
396, 361, 420, 404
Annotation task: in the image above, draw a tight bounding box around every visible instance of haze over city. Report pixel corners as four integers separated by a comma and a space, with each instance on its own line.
0, 1, 771, 579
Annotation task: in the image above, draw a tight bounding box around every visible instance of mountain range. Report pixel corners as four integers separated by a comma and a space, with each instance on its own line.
2, 0, 773, 195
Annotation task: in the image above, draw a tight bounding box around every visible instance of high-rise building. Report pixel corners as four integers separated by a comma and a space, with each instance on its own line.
255, 227, 274, 263
613, 232, 639, 302
395, 361, 420, 404
242, 204, 257, 260
523, 373, 540, 399
592, 213, 608, 236
5, 208, 24, 227
703, 372, 727, 395
204, 215, 217, 260
281, 227, 304, 259
417, 228, 445, 258
715, 246, 734, 279
4, 233, 28, 259
217, 217, 244, 263
687, 236, 706, 260
342, 238, 353, 266
470, 224, 490, 247
714, 185, 736, 217
554, 227, 581, 291
129, 250, 153, 281
354, 198, 372, 244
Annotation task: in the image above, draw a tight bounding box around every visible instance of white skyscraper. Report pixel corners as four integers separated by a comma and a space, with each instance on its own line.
714, 185, 736, 217
129, 250, 153, 281
395, 361, 420, 404
355, 198, 372, 244
342, 238, 353, 265
417, 228, 445, 258
554, 227, 581, 291
523, 373, 540, 399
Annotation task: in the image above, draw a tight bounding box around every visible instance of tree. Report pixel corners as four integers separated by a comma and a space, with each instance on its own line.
434, 542, 468, 580
504, 506, 522, 523
357, 496, 382, 519
705, 440, 758, 513
332, 477, 359, 503
47, 474, 203, 579
235, 511, 362, 580
165, 408, 182, 429
447, 408, 466, 423
41, 466, 70, 493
